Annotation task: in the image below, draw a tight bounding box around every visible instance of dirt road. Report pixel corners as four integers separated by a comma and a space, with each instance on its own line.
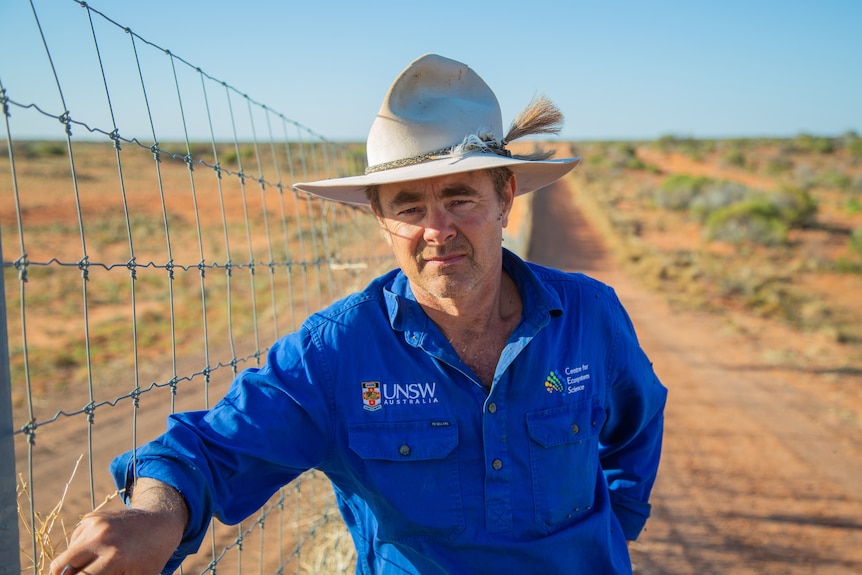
528, 178, 862, 574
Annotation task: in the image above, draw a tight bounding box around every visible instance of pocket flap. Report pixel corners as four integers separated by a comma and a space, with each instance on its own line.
526, 401, 604, 448
348, 421, 458, 461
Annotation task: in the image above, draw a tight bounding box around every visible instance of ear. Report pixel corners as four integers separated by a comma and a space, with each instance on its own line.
500, 173, 517, 228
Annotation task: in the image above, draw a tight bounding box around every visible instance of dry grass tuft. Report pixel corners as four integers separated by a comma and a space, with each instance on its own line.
17, 455, 122, 574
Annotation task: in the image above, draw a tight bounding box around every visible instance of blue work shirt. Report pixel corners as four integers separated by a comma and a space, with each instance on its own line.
112, 249, 667, 574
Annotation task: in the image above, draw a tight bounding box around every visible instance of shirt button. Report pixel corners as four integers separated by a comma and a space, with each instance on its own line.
571, 424, 580, 434
487, 403, 497, 414
399, 445, 411, 456
492, 459, 503, 471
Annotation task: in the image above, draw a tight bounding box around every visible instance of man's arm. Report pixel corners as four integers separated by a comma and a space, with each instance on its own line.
49, 477, 188, 575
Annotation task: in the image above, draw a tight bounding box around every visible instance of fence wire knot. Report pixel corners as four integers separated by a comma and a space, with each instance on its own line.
197, 260, 206, 278
83, 401, 96, 425
165, 259, 175, 280
0, 88, 9, 117
126, 257, 137, 279
150, 144, 161, 163
59, 111, 73, 136
130, 387, 141, 409
184, 154, 194, 171
109, 129, 122, 151
78, 256, 90, 280
14, 254, 29, 282
21, 420, 38, 446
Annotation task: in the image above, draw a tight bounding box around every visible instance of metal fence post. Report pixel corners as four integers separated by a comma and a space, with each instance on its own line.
0, 235, 22, 572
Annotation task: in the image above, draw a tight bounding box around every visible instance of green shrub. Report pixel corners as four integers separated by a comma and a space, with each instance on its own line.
690, 181, 753, 222
705, 199, 788, 246
764, 155, 795, 176
654, 174, 711, 210
818, 170, 852, 190
22, 141, 66, 159
721, 149, 746, 168
703, 186, 817, 245
793, 133, 834, 154
851, 227, 862, 258
771, 186, 818, 228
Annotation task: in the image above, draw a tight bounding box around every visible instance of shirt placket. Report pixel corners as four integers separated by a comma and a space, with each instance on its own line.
481, 328, 538, 534
482, 389, 513, 533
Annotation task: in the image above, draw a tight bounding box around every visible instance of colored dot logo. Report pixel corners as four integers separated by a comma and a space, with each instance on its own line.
544, 371, 564, 393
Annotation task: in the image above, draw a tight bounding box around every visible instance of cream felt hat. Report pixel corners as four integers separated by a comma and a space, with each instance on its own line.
294, 54, 581, 205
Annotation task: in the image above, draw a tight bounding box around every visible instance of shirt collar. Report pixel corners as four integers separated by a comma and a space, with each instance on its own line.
383, 249, 563, 335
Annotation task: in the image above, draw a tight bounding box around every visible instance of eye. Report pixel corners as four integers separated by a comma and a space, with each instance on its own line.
449, 198, 474, 211
393, 205, 427, 220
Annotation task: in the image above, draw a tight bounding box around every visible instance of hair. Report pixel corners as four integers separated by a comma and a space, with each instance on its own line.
364, 166, 513, 215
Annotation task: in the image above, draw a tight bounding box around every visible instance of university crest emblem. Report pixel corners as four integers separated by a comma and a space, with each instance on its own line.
361, 381, 382, 412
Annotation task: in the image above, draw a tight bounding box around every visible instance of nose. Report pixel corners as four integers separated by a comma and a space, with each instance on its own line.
422, 204, 457, 245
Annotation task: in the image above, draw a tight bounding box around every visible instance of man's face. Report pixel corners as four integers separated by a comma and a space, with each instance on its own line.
374, 169, 515, 304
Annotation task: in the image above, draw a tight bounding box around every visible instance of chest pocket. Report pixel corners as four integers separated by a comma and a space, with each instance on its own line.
526, 399, 606, 532
348, 421, 464, 543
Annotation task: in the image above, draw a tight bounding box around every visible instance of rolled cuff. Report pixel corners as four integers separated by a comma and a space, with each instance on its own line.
110, 447, 213, 575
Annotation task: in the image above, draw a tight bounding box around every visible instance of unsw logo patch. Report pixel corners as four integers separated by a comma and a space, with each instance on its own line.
360, 380, 440, 410
361, 381, 382, 412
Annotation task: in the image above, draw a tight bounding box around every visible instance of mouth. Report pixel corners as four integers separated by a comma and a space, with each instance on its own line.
422, 252, 466, 267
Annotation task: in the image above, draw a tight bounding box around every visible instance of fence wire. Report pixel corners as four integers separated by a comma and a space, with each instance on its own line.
0, 1, 391, 573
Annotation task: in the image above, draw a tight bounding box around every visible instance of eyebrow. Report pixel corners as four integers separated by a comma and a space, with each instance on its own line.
386, 185, 480, 211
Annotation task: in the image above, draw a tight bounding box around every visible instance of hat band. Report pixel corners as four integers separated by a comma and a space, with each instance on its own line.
365, 134, 512, 175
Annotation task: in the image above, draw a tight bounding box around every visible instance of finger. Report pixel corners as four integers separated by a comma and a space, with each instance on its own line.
50, 549, 93, 575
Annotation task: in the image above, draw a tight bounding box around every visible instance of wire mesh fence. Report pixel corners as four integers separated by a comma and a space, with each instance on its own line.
1, 1, 392, 572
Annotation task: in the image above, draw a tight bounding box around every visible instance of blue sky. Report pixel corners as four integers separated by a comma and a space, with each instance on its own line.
1, 0, 860, 143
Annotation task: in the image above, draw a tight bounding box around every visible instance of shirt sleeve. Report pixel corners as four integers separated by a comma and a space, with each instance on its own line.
598, 290, 668, 540
110, 328, 333, 574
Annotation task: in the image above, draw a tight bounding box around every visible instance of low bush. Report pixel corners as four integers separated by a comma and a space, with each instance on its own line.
705, 199, 789, 246
851, 227, 862, 258
764, 155, 795, 176
818, 170, 852, 190
690, 181, 753, 222
848, 140, 862, 160
654, 173, 711, 210
771, 186, 818, 228
703, 186, 817, 245
21, 141, 66, 159
721, 149, 746, 168
793, 133, 835, 154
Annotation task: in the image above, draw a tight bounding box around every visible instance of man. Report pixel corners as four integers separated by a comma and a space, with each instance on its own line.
52, 53, 666, 575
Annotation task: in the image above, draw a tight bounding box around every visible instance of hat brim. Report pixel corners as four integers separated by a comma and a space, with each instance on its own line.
293, 153, 582, 205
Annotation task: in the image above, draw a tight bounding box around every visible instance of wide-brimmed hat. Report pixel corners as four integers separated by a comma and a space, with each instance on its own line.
294, 54, 580, 205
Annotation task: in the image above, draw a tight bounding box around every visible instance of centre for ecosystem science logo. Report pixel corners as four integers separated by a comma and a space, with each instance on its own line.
544, 365, 591, 394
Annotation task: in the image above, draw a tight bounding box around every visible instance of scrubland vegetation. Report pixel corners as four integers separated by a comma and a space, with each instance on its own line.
570, 133, 862, 349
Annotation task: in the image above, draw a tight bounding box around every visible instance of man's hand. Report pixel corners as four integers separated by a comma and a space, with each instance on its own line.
50, 478, 188, 575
